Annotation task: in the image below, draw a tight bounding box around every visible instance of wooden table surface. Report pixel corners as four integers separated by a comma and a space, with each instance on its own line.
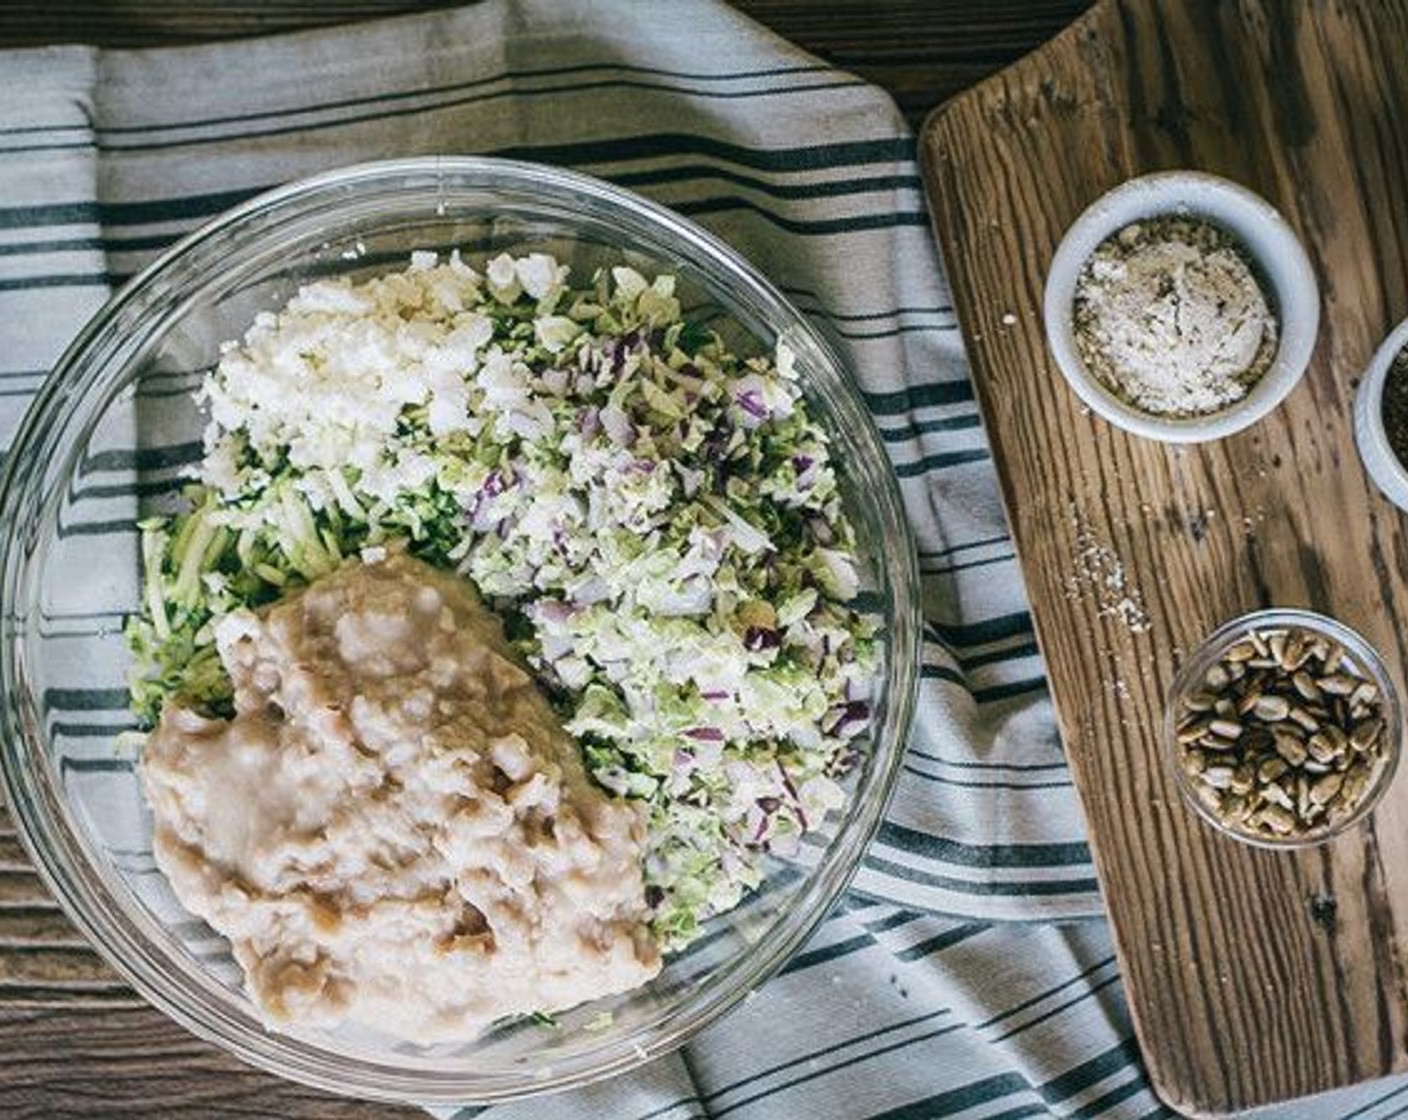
0, 3, 1090, 1117
923, 0, 1408, 1112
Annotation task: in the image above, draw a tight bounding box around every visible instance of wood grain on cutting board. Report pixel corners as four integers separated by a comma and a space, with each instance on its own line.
922, 0, 1408, 1113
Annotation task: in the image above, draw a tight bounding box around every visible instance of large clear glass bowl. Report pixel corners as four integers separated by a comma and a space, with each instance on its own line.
0, 157, 919, 1105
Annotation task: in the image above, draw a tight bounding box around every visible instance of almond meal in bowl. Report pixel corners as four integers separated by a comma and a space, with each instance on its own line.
1072, 215, 1277, 418
1044, 170, 1320, 444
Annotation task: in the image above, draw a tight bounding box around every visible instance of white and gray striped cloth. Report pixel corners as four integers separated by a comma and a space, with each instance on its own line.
0, 2, 1401, 1116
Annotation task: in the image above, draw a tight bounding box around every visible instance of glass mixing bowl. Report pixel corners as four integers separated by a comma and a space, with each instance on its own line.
0, 157, 920, 1105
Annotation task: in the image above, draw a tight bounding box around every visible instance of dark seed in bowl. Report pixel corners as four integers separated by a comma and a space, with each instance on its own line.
1174, 625, 1388, 841
1380, 343, 1408, 469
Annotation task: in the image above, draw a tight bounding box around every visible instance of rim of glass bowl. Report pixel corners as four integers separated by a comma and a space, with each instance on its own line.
0, 156, 921, 1104
1163, 608, 1401, 849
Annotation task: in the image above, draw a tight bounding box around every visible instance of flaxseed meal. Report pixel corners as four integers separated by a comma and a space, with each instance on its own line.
1380, 343, 1408, 468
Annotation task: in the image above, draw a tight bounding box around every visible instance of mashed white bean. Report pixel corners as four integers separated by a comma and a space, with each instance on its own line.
140, 551, 660, 1043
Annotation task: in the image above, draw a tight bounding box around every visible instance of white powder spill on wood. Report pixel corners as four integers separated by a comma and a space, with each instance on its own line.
1063, 507, 1152, 634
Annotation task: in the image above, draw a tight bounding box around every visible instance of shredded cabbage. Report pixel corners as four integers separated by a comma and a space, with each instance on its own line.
127, 251, 877, 949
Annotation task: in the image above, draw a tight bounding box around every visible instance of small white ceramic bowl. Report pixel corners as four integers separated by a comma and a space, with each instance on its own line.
1354, 315, 1408, 513
1043, 170, 1320, 443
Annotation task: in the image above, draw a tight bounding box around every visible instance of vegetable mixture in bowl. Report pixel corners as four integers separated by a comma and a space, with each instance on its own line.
0, 157, 918, 1104
130, 251, 877, 956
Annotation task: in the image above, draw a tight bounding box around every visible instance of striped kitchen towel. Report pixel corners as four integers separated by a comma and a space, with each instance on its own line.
2, 2, 1401, 1117
7, 0, 1094, 929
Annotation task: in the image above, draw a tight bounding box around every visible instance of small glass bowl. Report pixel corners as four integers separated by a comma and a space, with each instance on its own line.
1165, 608, 1401, 848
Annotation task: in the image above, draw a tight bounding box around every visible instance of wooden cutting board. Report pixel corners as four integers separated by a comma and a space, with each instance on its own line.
921, 0, 1408, 1114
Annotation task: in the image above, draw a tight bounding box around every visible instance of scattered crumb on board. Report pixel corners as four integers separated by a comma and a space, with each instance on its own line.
1063, 505, 1152, 634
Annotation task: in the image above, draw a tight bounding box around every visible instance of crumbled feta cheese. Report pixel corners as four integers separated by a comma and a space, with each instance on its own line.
485, 253, 522, 303
515, 252, 568, 302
